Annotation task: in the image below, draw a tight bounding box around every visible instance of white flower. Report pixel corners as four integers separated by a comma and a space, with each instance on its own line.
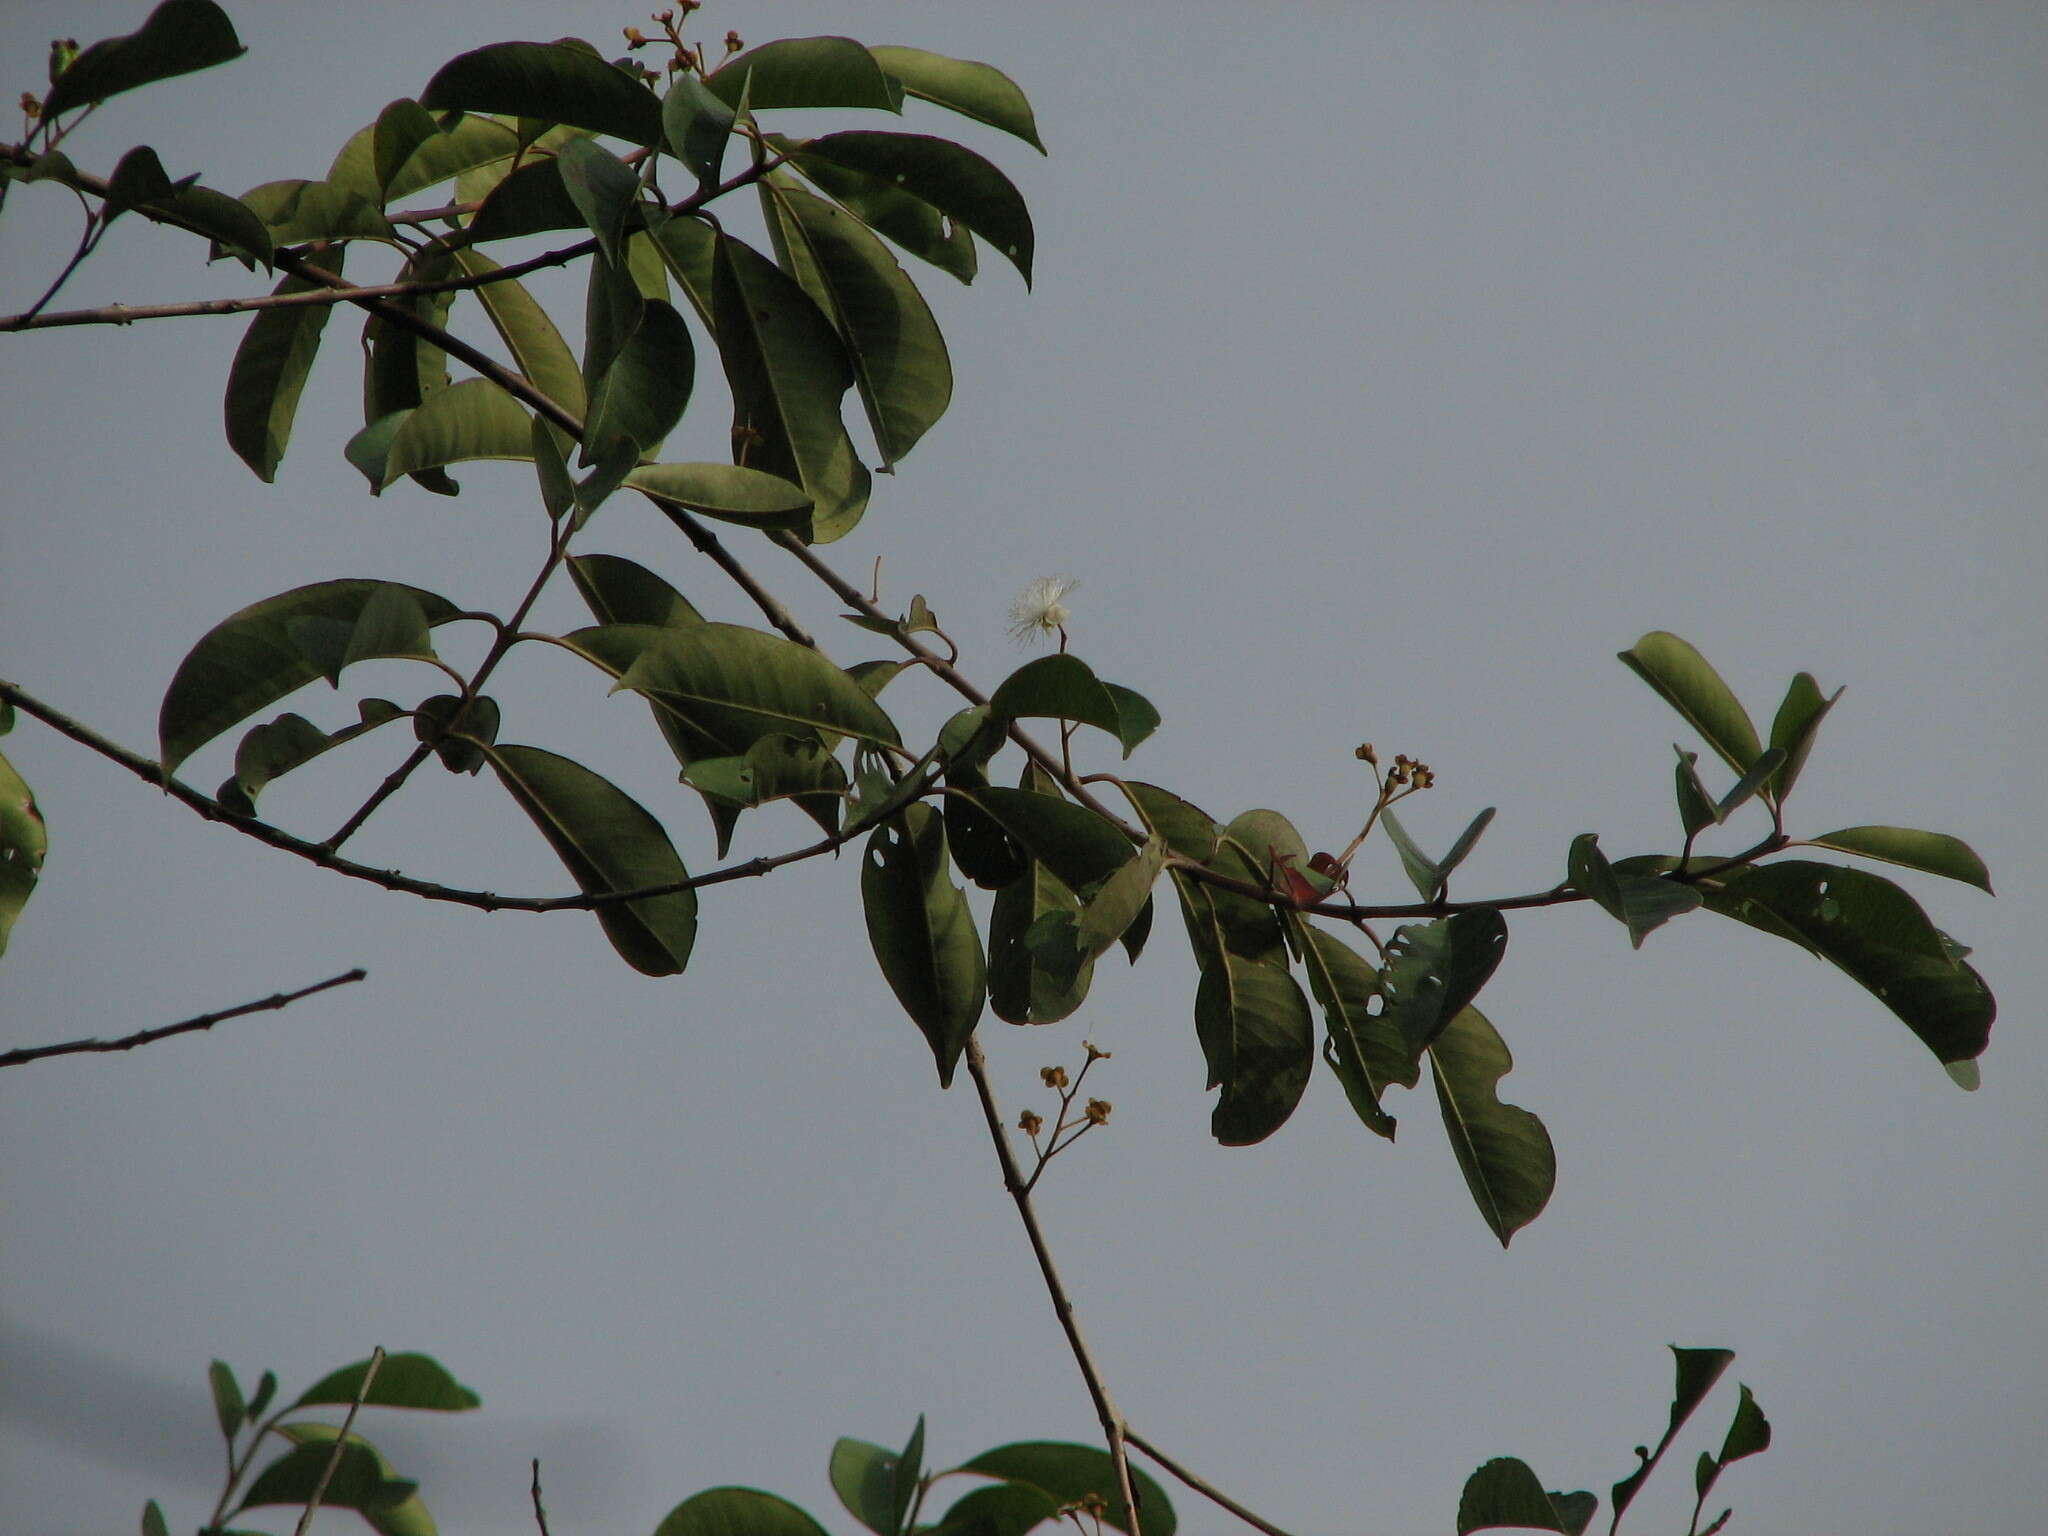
1006, 576, 1079, 647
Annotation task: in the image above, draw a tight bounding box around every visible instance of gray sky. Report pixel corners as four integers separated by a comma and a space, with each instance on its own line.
3, 4, 2044, 1535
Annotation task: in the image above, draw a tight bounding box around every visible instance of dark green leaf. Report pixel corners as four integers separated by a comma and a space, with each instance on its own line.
681, 734, 846, 828
328, 105, 524, 206
1377, 909, 1508, 1059
235, 1431, 424, 1534
555, 134, 642, 267
147, 181, 273, 268
1674, 747, 1717, 837
892, 1416, 926, 1535
625, 462, 812, 529
223, 250, 347, 482
487, 744, 698, 976
612, 622, 901, 752
584, 298, 694, 461
989, 858, 1092, 1025
1301, 924, 1411, 1140
772, 136, 976, 285
925, 1481, 1061, 1536
1703, 860, 1993, 1070
567, 554, 703, 629
245, 1369, 278, 1423
706, 37, 902, 112
295, 1351, 481, 1411
830, 1435, 904, 1536
1719, 1383, 1771, 1464
654, 1488, 828, 1536
421, 41, 664, 145
704, 228, 869, 541
218, 708, 389, 814
1618, 632, 1762, 777
662, 73, 736, 190
378, 378, 534, 486
1100, 683, 1161, 758
1567, 833, 1701, 949
1121, 782, 1220, 863
1806, 826, 1992, 894
207, 1359, 245, 1440
966, 785, 1133, 899
760, 176, 951, 467
0, 752, 48, 960
1715, 747, 1784, 821
160, 579, 461, 775
450, 248, 587, 420
371, 99, 441, 203
868, 46, 1044, 151
959, 1442, 1175, 1536
238, 180, 395, 243
140, 1500, 169, 1536
1765, 672, 1841, 806
791, 132, 1033, 286
413, 693, 500, 774
1456, 1458, 1594, 1536
103, 145, 178, 222
1196, 952, 1314, 1146
1429, 1007, 1554, 1246
42, 0, 244, 118
989, 654, 1121, 739
863, 804, 985, 1086
1612, 1347, 1735, 1524
466, 153, 584, 242
1076, 837, 1166, 965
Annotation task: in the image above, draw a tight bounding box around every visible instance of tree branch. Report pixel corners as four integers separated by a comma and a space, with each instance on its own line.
0, 968, 365, 1070
1121, 1429, 1299, 1536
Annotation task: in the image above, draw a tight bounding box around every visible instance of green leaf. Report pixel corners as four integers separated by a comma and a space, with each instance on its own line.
1612, 1347, 1735, 1524
862, 804, 985, 1087
555, 134, 642, 268
1100, 683, 1161, 758
772, 137, 976, 285
1377, 909, 1508, 1059
966, 785, 1134, 899
223, 250, 347, 483
1076, 837, 1166, 966
159, 579, 461, 775
42, 0, 244, 118
1378, 807, 1439, 902
830, 1435, 906, 1536
1719, 1383, 1771, 1464
218, 705, 399, 814
612, 622, 902, 752
1618, 632, 1762, 777
706, 37, 903, 112
1302, 925, 1412, 1140
989, 654, 1122, 739
0, 751, 48, 960
662, 73, 736, 190
208, 1359, 245, 1439
654, 1488, 828, 1536
140, 1500, 169, 1536
868, 46, 1044, 152
413, 693, 501, 775
145, 181, 273, 268
237, 180, 395, 243
1196, 951, 1314, 1146
102, 145, 179, 222
420, 41, 664, 146
487, 744, 698, 976
449, 248, 588, 421
760, 176, 951, 468
1715, 747, 1785, 821
705, 229, 869, 541
1806, 826, 1992, 894
235, 1429, 429, 1536
624, 462, 813, 530
466, 153, 584, 243
294, 1352, 481, 1411
959, 1442, 1175, 1536
1429, 1007, 1554, 1246
989, 856, 1092, 1026
583, 298, 694, 462
1121, 782, 1220, 863
567, 554, 704, 629
1456, 1458, 1595, 1536
1567, 833, 1702, 949
1702, 860, 1993, 1069
680, 734, 846, 826
245, 1369, 278, 1422
790, 132, 1033, 286
370, 99, 441, 203
892, 1417, 926, 1535
360, 252, 456, 496
329, 107, 524, 207
1674, 747, 1717, 837
377, 378, 533, 486
1765, 671, 1841, 806
925, 1481, 1061, 1536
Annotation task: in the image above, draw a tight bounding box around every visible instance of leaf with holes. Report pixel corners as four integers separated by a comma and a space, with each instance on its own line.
1301, 924, 1411, 1140
1430, 1007, 1555, 1246
789, 131, 1033, 286
0, 750, 47, 960
1376, 908, 1508, 1060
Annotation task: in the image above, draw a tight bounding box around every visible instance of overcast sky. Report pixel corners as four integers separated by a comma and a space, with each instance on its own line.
3, 4, 2044, 1535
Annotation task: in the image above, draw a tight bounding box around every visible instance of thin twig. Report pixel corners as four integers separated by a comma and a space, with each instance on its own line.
294, 1346, 385, 1536
1121, 1429, 1299, 1536
0, 969, 365, 1070
960, 1037, 1141, 1530
529, 1459, 554, 1536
